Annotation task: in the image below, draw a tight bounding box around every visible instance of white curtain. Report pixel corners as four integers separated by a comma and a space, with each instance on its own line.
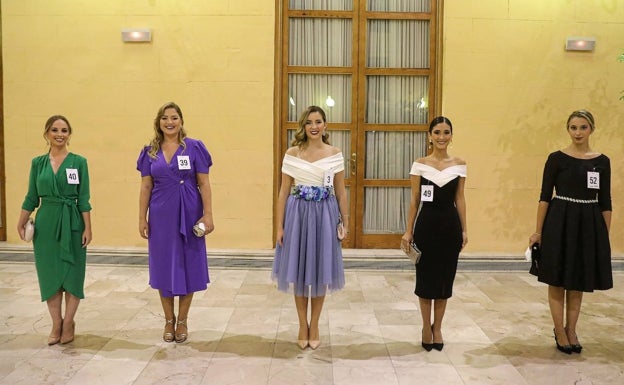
367, 0, 430, 12
289, 0, 352, 11
288, 17, 352, 123
363, 17, 430, 234
288, 74, 351, 123
363, 131, 427, 234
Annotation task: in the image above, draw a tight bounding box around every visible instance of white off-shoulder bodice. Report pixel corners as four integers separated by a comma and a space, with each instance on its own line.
409, 162, 467, 187
282, 153, 345, 186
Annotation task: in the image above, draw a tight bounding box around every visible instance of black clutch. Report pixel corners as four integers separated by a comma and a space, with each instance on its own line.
529, 242, 540, 276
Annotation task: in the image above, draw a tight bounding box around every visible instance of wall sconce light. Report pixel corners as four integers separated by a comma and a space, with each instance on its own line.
121, 28, 152, 43
565, 37, 595, 51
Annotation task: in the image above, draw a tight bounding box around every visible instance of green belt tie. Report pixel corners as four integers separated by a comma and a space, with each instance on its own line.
41, 197, 82, 265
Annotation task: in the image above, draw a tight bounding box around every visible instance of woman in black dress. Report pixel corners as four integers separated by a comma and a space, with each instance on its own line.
402, 116, 467, 351
529, 110, 612, 354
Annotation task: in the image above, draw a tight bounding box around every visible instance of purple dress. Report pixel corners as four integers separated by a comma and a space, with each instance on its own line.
137, 138, 212, 297
272, 153, 345, 297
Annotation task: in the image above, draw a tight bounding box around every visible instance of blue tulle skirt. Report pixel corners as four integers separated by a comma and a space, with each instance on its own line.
272, 194, 345, 297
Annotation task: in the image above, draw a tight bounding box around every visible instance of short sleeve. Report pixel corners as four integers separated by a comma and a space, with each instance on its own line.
192, 139, 213, 174
136, 146, 153, 177
539, 152, 557, 202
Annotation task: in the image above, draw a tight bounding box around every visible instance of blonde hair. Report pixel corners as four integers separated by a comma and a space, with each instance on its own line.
567, 110, 595, 131
147, 102, 188, 158
291, 105, 330, 148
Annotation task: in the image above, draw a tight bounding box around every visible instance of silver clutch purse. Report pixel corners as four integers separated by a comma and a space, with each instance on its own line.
24, 218, 35, 242
193, 222, 206, 237
400, 239, 421, 264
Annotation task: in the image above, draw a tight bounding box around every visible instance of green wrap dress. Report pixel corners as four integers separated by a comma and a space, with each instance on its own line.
22, 153, 91, 301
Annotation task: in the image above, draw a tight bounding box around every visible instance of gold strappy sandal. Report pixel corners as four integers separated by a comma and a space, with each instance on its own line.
175, 319, 188, 343
163, 317, 175, 343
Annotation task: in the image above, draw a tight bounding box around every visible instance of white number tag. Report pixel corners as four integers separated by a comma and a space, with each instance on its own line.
587, 171, 599, 189
66, 168, 79, 184
177, 155, 191, 170
421, 185, 434, 202
323, 170, 334, 187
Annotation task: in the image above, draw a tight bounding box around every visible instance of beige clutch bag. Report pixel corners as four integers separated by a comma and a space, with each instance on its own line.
24, 218, 35, 242
400, 239, 421, 264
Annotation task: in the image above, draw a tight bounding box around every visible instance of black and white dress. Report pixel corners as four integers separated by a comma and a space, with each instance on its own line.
410, 162, 467, 299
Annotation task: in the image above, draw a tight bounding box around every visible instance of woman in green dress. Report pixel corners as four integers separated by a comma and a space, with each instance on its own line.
17, 115, 92, 345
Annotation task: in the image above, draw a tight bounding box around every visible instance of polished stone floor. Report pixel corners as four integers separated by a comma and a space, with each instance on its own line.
1, 253, 623, 385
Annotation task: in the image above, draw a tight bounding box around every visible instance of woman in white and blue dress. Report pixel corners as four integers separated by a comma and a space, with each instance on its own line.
273, 105, 348, 350
402, 116, 467, 352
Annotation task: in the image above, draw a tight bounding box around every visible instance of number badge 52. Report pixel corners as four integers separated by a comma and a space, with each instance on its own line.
587, 171, 599, 189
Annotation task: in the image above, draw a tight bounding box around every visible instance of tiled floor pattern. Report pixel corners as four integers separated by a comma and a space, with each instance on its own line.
1, 258, 623, 385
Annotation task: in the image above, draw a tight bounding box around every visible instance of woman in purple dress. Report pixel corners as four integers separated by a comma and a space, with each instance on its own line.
137, 102, 214, 343
273, 106, 348, 350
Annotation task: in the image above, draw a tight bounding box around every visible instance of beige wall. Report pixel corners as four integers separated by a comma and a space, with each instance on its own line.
2, 0, 276, 249
2, 1, 623, 255
444, 0, 623, 255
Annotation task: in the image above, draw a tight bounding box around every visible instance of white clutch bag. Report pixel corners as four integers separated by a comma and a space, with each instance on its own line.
24, 218, 35, 242
193, 222, 206, 237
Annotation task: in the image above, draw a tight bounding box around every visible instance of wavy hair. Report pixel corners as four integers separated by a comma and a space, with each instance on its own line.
147, 101, 188, 158
291, 105, 331, 148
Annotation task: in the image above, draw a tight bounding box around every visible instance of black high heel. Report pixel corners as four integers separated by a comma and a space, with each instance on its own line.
554, 328, 572, 354
421, 328, 434, 352
566, 328, 583, 353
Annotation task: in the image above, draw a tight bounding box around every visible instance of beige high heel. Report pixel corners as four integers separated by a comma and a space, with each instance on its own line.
60, 321, 75, 344
297, 325, 309, 349
48, 320, 63, 346
163, 317, 175, 343
308, 326, 320, 350
175, 319, 188, 343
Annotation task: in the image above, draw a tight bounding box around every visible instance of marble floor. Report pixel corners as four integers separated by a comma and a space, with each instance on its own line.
1, 255, 623, 385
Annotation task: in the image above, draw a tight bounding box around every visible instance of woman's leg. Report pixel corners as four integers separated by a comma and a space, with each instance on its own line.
432, 299, 448, 344
309, 296, 325, 348
565, 290, 583, 345
309, 296, 325, 340
60, 292, 80, 344
419, 297, 433, 344
175, 293, 194, 342
159, 291, 175, 342
548, 285, 570, 346
46, 291, 63, 344
295, 295, 309, 343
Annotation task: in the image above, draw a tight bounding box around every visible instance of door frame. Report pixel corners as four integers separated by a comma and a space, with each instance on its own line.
273, 0, 444, 248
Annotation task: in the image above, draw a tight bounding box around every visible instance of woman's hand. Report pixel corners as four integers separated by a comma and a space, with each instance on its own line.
529, 232, 541, 246
139, 218, 149, 239
462, 231, 468, 249
82, 228, 92, 247
276, 228, 285, 247
401, 232, 413, 244
198, 215, 215, 235
16, 222, 26, 241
